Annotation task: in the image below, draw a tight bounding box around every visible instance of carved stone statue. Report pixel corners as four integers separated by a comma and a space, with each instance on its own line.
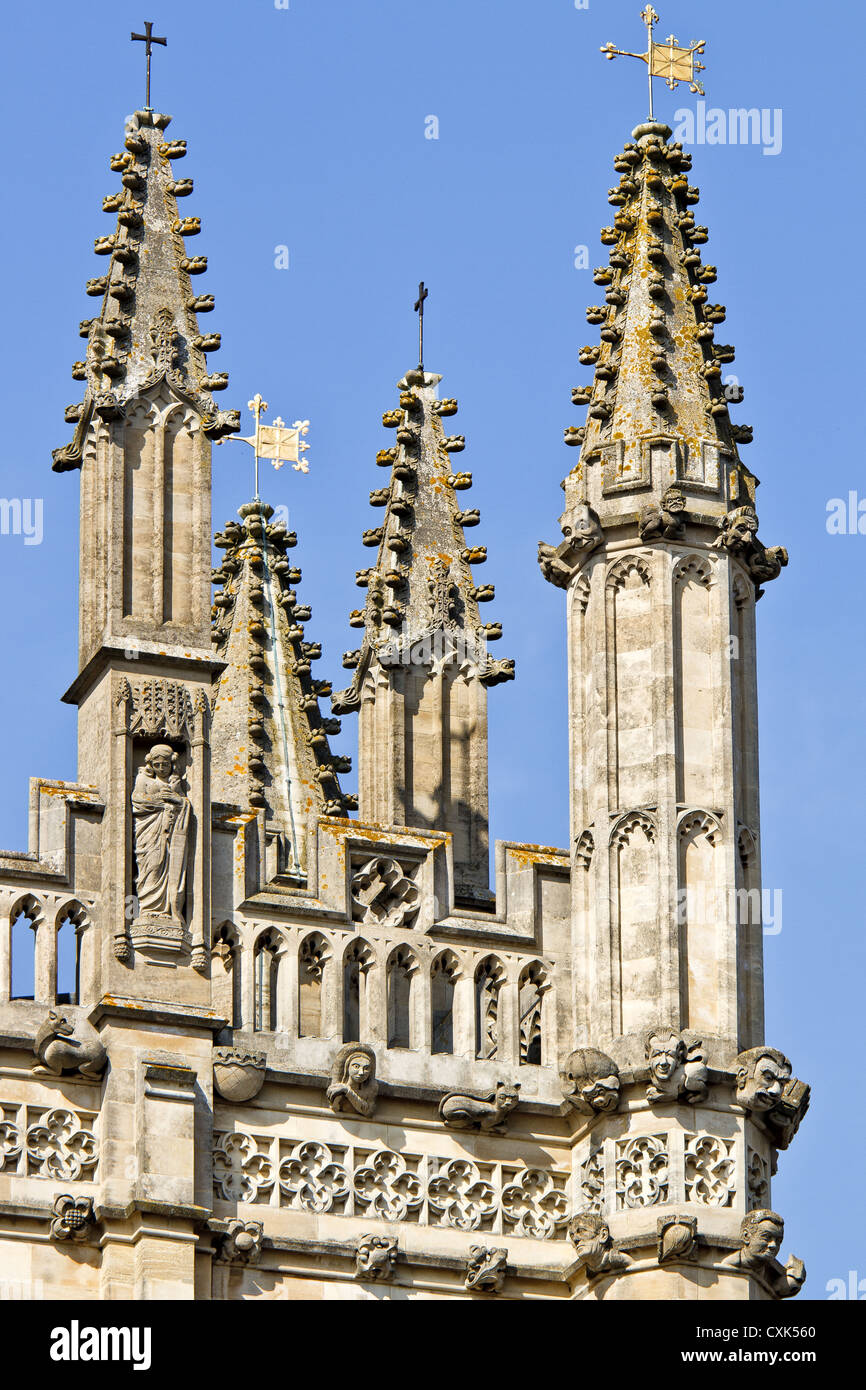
645, 1028, 708, 1105
465, 1246, 508, 1294
733, 1045, 791, 1113
326, 1043, 378, 1117
721, 1210, 806, 1298
132, 744, 191, 927
560, 1047, 621, 1116
638, 486, 687, 543
355, 1233, 397, 1282
33, 1011, 107, 1080
439, 1081, 520, 1134
568, 1212, 632, 1277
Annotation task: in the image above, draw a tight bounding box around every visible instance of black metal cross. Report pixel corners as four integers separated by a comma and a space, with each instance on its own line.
414, 281, 428, 367
131, 21, 167, 110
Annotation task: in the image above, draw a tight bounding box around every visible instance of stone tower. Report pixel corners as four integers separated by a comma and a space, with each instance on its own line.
0, 70, 809, 1301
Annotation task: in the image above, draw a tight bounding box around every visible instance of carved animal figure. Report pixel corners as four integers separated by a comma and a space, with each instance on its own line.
438, 1080, 520, 1134
33, 1012, 107, 1079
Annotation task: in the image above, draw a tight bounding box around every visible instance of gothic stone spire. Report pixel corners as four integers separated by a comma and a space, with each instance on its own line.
210, 500, 354, 875
333, 365, 513, 898
54, 108, 240, 679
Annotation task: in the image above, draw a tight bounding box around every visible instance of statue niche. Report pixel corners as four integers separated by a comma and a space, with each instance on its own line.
132, 743, 192, 937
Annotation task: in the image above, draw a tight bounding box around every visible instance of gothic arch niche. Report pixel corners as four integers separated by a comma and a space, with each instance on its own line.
736, 825, 764, 1042
9, 895, 42, 1002
678, 811, 724, 1034
212, 921, 240, 1027
430, 950, 459, 1055
298, 933, 331, 1038
342, 939, 374, 1043
605, 556, 653, 808
386, 945, 419, 1050
475, 955, 505, 1060
253, 928, 285, 1033
569, 575, 592, 825
732, 567, 758, 821
518, 961, 551, 1066
163, 403, 197, 626
673, 555, 716, 806
122, 397, 157, 620
55, 901, 90, 1006
610, 812, 658, 1035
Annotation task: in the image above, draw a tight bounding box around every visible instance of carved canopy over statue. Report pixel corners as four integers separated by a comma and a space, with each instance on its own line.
132, 744, 191, 926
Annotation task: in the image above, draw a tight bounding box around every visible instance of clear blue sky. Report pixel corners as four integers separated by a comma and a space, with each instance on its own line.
0, 0, 862, 1295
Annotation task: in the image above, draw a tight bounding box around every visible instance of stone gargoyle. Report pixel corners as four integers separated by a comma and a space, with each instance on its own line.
638, 486, 687, 543
439, 1080, 520, 1134
560, 1047, 621, 1116
538, 502, 603, 589
33, 1011, 107, 1081
644, 1027, 708, 1105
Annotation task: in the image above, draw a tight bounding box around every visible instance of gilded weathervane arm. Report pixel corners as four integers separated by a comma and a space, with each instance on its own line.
601, 6, 705, 121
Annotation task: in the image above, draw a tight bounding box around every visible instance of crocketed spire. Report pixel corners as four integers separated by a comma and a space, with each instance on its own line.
541, 120, 786, 597
53, 108, 238, 471
334, 364, 513, 710
334, 364, 513, 899
210, 501, 354, 874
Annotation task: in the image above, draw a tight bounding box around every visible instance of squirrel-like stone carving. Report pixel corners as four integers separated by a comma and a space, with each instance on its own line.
439, 1081, 520, 1134
33, 1012, 107, 1080
326, 1043, 378, 1118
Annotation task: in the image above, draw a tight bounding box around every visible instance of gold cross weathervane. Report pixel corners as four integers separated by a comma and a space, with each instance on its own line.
601, 6, 705, 121
131, 21, 167, 111
230, 395, 311, 501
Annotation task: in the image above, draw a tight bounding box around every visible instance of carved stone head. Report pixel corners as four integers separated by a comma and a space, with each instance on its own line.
145, 743, 178, 781
739, 1208, 785, 1267
662, 486, 686, 514
560, 1048, 621, 1116
734, 1046, 792, 1112
492, 1081, 521, 1115
329, 1042, 377, 1093
568, 1211, 610, 1268
645, 1028, 686, 1086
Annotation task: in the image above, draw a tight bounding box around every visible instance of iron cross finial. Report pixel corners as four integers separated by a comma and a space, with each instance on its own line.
601, 7, 705, 121
414, 281, 428, 368
131, 21, 167, 111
